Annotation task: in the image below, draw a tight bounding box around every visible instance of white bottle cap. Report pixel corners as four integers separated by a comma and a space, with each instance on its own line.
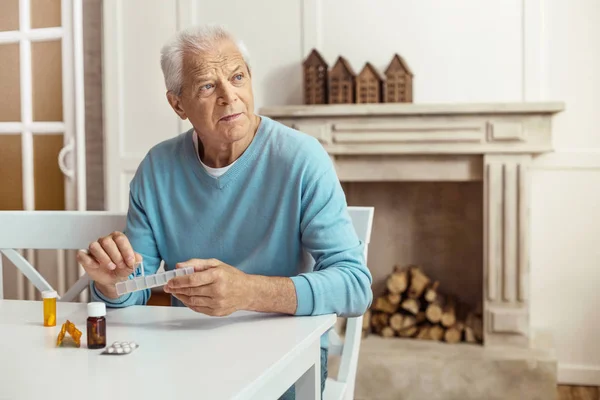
87, 302, 106, 317
42, 290, 57, 299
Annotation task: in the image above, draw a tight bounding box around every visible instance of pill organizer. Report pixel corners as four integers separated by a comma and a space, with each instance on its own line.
115, 266, 195, 296
101, 341, 139, 355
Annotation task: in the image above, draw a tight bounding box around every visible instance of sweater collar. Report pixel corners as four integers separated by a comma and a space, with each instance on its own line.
184, 116, 269, 189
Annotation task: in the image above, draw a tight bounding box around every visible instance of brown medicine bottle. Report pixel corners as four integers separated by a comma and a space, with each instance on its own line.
87, 302, 106, 349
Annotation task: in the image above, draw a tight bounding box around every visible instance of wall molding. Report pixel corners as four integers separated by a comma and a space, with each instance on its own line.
531, 151, 600, 170
559, 364, 600, 386
175, 0, 196, 135
102, 0, 123, 211
176, 0, 196, 31
300, 0, 322, 58
523, 0, 547, 101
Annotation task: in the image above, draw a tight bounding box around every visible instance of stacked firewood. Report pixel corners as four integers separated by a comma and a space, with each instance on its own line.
363, 265, 483, 344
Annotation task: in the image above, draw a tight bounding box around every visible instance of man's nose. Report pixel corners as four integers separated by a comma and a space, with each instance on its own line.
217, 83, 237, 105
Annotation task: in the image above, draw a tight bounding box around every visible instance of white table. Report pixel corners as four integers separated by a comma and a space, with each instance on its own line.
0, 300, 336, 400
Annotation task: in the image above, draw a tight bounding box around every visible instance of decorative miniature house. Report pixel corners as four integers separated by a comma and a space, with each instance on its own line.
356, 62, 384, 104
302, 49, 328, 105
384, 54, 413, 103
328, 56, 356, 104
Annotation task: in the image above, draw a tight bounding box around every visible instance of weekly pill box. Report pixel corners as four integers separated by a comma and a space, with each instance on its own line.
115, 267, 195, 296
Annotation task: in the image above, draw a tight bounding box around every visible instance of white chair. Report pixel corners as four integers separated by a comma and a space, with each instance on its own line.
317, 206, 375, 400
0, 211, 127, 301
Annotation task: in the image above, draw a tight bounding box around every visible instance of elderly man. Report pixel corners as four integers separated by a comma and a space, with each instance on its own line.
77, 24, 372, 398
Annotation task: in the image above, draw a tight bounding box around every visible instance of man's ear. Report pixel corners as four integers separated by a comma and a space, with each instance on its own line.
167, 91, 188, 120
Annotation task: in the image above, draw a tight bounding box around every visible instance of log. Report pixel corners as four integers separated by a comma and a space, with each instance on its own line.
464, 326, 477, 343
362, 310, 371, 330
444, 322, 464, 344
400, 315, 417, 329
371, 313, 389, 334
441, 296, 457, 328
429, 324, 445, 341
425, 295, 444, 323
401, 298, 420, 315
407, 266, 431, 299
389, 313, 405, 332
398, 315, 419, 337
387, 293, 401, 306
424, 281, 440, 303
386, 267, 409, 295
381, 326, 395, 338
398, 315, 418, 337
373, 296, 397, 314
465, 312, 483, 342
444, 326, 462, 344
416, 324, 433, 340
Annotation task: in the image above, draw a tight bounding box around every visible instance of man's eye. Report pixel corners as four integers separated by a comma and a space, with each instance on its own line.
234, 74, 243, 80
201, 84, 213, 90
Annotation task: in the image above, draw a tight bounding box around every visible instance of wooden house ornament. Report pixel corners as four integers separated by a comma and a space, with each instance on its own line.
302, 49, 328, 105
356, 62, 384, 103
328, 56, 356, 104
384, 54, 413, 103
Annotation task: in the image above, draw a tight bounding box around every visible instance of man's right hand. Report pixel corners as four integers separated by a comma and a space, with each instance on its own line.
77, 231, 143, 299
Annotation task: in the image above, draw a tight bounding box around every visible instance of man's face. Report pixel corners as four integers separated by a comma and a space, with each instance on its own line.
171, 39, 255, 144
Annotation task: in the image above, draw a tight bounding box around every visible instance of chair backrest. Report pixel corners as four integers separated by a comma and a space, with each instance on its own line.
302, 206, 374, 393
0, 211, 127, 301
335, 206, 374, 387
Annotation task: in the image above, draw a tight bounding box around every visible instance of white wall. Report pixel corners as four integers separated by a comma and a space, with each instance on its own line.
529, 0, 600, 385
103, 0, 600, 384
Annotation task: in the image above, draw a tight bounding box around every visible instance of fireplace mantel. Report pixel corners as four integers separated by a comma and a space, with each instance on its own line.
261, 102, 565, 349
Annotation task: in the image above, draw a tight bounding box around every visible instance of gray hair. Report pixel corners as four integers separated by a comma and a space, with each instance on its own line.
160, 24, 250, 95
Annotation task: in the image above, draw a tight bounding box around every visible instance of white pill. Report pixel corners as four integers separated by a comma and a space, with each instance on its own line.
116, 347, 123, 354
107, 347, 115, 353
130, 342, 138, 348
123, 347, 131, 353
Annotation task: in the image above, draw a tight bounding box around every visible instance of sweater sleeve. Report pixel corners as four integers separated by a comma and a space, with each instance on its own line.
89, 167, 162, 307
290, 148, 373, 318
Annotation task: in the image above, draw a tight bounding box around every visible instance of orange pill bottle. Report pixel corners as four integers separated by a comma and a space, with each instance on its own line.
42, 290, 57, 327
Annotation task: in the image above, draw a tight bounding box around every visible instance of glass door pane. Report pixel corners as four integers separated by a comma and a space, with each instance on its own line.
31, 0, 61, 29
33, 134, 65, 210
32, 40, 63, 121
0, 0, 19, 32
0, 44, 21, 122
0, 135, 24, 210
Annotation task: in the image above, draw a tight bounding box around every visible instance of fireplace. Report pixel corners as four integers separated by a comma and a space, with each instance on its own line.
261, 102, 564, 399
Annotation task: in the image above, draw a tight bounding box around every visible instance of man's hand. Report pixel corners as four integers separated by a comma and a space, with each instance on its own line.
164, 258, 250, 316
76, 231, 143, 299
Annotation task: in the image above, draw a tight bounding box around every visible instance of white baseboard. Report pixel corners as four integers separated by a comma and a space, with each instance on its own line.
558, 364, 600, 386
532, 150, 600, 170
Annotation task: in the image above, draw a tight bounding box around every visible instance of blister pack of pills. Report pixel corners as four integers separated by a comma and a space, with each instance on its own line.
101, 341, 139, 355
115, 266, 195, 296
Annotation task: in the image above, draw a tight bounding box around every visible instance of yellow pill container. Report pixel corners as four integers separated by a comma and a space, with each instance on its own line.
42, 290, 57, 327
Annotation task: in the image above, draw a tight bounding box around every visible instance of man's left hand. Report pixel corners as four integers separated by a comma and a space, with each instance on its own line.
164, 258, 250, 316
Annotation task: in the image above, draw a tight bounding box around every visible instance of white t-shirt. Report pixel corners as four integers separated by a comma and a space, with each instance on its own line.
192, 131, 236, 178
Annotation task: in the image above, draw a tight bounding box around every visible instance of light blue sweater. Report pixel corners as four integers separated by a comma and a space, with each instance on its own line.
91, 116, 373, 346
